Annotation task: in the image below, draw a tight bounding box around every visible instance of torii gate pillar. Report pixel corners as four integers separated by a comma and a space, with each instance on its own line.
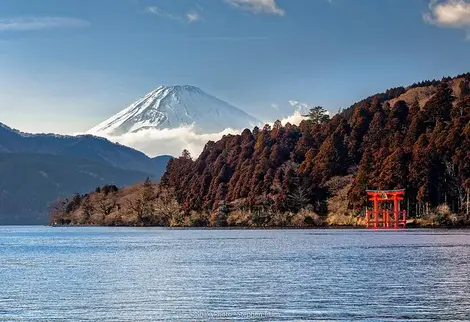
365, 190, 407, 229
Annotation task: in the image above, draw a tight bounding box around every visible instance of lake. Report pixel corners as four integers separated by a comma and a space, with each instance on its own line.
1, 227, 470, 321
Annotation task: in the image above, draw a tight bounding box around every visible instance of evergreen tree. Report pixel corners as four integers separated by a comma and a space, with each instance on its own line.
181, 149, 192, 160
302, 106, 330, 124
313, 128, 348, 184
155, 74, 470, 220
424, 82, 454, 125
378, 148, 408, 190
459, 79, 470, 101
408, 98, 420, 120
348, 148, 374, 209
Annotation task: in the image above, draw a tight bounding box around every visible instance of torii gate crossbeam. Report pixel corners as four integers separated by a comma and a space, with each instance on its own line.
365, 189, 407, 229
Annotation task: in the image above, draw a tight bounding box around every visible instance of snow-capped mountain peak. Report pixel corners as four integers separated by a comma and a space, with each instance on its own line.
88, 85, 260, 135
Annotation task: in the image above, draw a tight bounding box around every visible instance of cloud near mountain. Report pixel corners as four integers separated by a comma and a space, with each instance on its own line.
93, 109, 306, 157
101, 126, 239, 157
87, 84, 306, 157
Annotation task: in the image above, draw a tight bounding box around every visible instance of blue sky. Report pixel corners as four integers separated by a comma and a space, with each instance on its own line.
1, 0, 470, 134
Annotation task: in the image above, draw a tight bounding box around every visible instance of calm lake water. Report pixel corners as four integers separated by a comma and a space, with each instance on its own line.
1, 227, 470, 321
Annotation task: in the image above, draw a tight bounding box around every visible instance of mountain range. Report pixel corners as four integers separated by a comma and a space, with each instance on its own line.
88, 85, 260, 135
0, 85, 265, 224
0, 123, 172, 224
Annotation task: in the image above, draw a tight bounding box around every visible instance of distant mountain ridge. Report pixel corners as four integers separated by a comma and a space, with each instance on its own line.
0, 152, 152, 224
88, 85, 261, 135
0, 122, 173, 224
0, 122, 171, 174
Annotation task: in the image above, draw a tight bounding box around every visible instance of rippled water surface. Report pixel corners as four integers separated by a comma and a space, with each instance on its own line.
1, 227, 470, 321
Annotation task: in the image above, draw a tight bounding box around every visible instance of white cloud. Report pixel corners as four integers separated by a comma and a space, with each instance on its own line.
286, 100, 333, 123
424, 0, 470, 27
279, 110, 305, 126
186, 12, 202, 23
0, 17, 89, 31
146, 6, 202, 23
145, 6, 181, 21
225, 0, 285, 16
145, 6, 160, 15
89, 126, 244, 158
87, 106, 309, 158
288, 100, 310, 114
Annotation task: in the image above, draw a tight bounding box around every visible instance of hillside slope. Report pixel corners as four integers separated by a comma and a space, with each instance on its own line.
51, 73, 470, 227
162, 73, 470, 219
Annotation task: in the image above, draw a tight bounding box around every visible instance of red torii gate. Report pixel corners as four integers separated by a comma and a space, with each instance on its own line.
365, 189, 407, 229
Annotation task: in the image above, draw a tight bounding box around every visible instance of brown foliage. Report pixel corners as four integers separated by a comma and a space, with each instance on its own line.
51, 181, 182, 226
161, 74, 470, 220
53, 73, 470, 227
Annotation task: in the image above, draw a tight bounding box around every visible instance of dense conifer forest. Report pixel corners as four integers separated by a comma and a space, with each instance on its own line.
51, 74, 470, 227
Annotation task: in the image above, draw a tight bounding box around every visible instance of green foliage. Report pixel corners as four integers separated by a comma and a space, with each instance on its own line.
209, 202, 229, 226
101, 185, 119, 195
302, 106, 330, 124
180, 149, 192, 160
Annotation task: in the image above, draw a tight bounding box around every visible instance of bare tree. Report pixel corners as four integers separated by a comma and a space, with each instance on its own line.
288, 184, 310, 212
126, 198, 143, 220
125, 180, 161, 225
153, 187, 180, 224
81, 195, 94, 224
467, 189, 470, 218
445, 161, 466, 213
97, 194, 117, 217
48, 198, 69, 224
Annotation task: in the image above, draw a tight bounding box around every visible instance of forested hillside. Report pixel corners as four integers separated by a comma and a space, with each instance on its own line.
51, 73, 470, 227
162, 74, 470, 222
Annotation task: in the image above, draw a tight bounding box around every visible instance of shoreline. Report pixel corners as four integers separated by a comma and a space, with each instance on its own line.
48, 224, 470, 230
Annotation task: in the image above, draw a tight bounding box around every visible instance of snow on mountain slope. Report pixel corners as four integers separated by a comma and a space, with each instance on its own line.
88, 85, 261, 135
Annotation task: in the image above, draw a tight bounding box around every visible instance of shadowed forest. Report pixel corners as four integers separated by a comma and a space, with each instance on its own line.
51, 73, 470, 227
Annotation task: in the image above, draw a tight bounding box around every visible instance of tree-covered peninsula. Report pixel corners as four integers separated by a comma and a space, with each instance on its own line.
51, 74, 470, 228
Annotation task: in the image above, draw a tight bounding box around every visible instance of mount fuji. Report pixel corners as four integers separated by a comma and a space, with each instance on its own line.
88, 85, 261, 135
